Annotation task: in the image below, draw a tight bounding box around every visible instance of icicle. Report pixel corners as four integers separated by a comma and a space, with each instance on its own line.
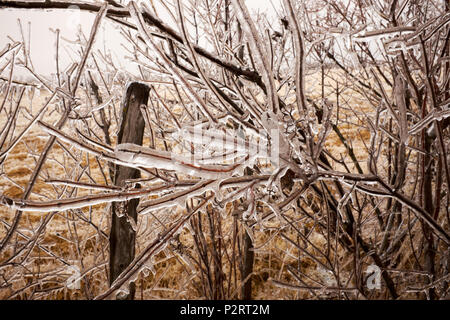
127, 214, 138, 232
35, 86, 41, 98
177, 253, 196, 273
147, 262, 156, 276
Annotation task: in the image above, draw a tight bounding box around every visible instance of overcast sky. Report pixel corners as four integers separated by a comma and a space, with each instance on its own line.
0, 0, 280, 80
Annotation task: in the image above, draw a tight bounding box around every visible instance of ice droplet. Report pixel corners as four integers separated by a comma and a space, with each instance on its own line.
147, 263, 156, 276
116, 289, 129, 300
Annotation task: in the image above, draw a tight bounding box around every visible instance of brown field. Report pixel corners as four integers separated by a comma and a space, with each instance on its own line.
0, 69, 412, 300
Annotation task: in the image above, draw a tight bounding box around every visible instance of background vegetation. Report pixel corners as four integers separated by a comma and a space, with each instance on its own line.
0, 0, 449, 300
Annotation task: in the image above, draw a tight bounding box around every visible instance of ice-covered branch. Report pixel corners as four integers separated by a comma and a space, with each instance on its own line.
0, 184, 179, 213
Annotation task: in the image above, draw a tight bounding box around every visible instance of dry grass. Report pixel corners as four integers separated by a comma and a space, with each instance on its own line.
0, 70, 428, 300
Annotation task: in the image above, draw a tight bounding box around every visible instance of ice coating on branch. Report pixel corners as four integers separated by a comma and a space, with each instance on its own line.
138, 180, 219, 215
87, 95, 115, 115
409, 106, 450, 135
215, 181, 256, 207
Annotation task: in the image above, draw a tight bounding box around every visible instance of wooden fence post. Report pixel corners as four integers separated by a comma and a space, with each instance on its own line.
241, 230, 254, 300
109, 82, 150, 300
